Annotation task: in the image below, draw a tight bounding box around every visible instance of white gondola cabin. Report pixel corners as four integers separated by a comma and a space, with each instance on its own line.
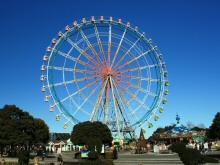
100, 16, 104, 21
42, 86, 46, 92
82, 18, 86, 24
126, 22, 130, 28
50, 106, 54, 112
40, 75, 45, 81
58, 31, 63, 37
65, 26, 70, 31
73, 21, 78, 27
41, 65, 46, 71
52, 38, 57, 44
134, 27, 138, 32
118, 19, 122, 24
109, 16, 113, 22
153, 46, 158, 51
91, 16, 95, 22
43, 55, 49, 61
44, 96, 49, 102
47, 47, 52, 52
158, 54, 162, 59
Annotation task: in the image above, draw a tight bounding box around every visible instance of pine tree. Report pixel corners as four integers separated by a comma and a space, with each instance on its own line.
207, 112, 220, 140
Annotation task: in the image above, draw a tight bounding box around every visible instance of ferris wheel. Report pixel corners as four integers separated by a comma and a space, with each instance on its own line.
40, 16, 169, 139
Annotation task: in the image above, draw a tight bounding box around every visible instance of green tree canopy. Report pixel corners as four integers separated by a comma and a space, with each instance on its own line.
71, 121, 113, 146
207, 112, 220, 140
148, 124, 175, 141
0, 105, 49, 149
33, 118, 50, 144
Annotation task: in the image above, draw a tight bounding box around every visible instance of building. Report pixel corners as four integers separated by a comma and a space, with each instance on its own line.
46, 132, 75, 152
158, 114, 206, 143
47, 138, 75, 152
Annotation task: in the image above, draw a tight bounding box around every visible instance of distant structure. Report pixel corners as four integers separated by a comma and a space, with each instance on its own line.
158, 114, 206, 143
49, 132, 70, 141
138, 129, 147, 151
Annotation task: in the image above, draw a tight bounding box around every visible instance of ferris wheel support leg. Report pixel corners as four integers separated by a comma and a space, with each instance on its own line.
109, 76, 122, 138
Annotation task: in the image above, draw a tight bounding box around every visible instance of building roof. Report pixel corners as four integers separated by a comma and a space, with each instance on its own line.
166, 123, 191, 134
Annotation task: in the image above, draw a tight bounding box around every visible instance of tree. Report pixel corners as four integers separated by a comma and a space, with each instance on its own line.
197, 123, 206, 129
207, 112, 220, 140
148, 124, 175, 140
56, 133, 70, 140
186, 121, 195, 130
0, 105, 50, 153
71, 121, 113, 164
33, 118, 50, 144
71, 121, 113, 147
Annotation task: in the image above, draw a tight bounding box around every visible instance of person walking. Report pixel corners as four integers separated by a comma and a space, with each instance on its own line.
113, 147, 118, 159
204, 142, 208, 153
208, 142, 212, 153
194, 142, 198, 150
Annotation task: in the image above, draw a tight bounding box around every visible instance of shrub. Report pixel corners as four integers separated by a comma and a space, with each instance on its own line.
180, 148, 205, 165
204, 156, 219, 163
88, 151, 99, 160
168, 142, 186, 154
169, 142, 219, 165
79, 158, 102, 165
102, 159, 114, 165
17, 150, 30, 165
105, 151, 113, 159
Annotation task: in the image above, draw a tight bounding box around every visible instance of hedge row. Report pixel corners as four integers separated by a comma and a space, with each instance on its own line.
168, 142, 219, 165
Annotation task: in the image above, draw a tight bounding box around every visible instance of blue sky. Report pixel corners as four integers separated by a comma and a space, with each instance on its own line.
1, 0, 220, 138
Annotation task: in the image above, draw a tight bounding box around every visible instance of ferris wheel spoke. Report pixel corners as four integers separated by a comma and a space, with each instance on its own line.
90, 77, 109, 121
120, 65, 157, 74
120, 78, 157, 97
74, 69, 96, 74
109, 76, 122, 137
115, 49, 152, 71
108, 24, 112, 67
76, 26, 104, 65
53, 49, 77, 61
113, 33, 144, 69
117, 81, 150, 111
116, 92, 140, 123
122, 75, 160, 83
52, 78, 102, 108
93, 24, 107, 63
111, 78, 139, 122
51, 49, 98, 70
63, 87, 92, 119
74, 80, 103, 116
111, 28, 127, 68
65, 38, 100, 67
48, 66, 74, 72
74, 75, 99, 82
49, 75, 99, 87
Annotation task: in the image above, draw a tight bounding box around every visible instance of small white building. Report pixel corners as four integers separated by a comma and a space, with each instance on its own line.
47, 138, 75, 152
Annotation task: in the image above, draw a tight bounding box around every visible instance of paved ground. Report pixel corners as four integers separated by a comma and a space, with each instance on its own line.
1, 150, 219, 165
